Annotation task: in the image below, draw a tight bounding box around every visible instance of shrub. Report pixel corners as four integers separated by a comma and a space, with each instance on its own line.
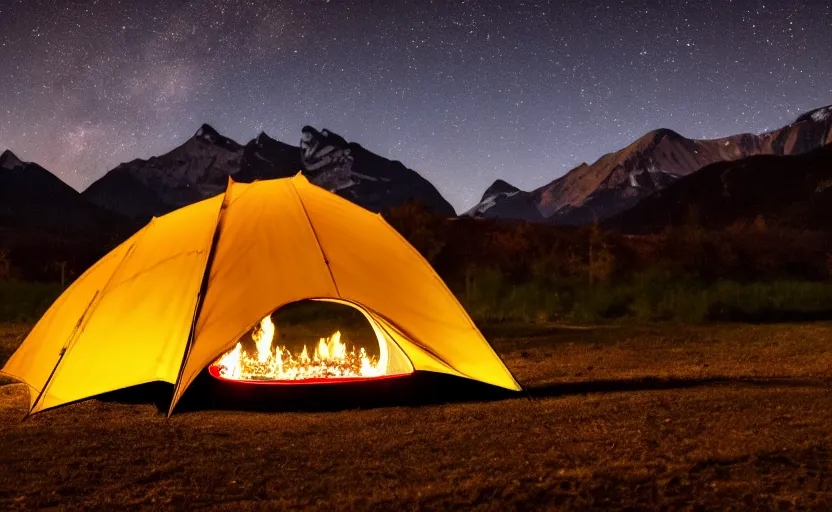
457, 266, 832, 325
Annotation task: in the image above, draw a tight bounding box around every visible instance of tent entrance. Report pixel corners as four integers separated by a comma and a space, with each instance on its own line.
208, 299, 413, 385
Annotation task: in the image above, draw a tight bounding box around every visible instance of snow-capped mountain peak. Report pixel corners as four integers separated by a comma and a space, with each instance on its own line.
462, 178, 543, 220
300, 126, 355, 187
482, 179, 522, 198
470, 103, 832, 225
795, 104, 832, 124
194, 123, 219, 140
193, 124, 210, 139
298, 125, 455, 215
810, 106, 832, 122
83, 124, 455, 219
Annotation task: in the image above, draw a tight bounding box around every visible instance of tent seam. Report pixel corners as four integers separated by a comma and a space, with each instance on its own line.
344, 300, 455, 368
167, 185, 233, 416
321, 298, 485, 383
288, 179, 341, 298
97, 249, 207, 293
374, 215, 523, 391
374, 215, 479, 330
170, 180, 337, 414
30, 229, 147, 414
311, 298, 417, 374
20, 233, 141, 326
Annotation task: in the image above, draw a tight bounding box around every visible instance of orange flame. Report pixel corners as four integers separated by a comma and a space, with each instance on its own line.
253, 314, 275, 364
211, 314, 383, 382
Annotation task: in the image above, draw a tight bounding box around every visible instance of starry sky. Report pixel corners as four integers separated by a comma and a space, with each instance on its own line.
1, 0, 830, 212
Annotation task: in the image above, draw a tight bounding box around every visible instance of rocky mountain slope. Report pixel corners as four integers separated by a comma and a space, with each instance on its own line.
466, 105, 832, 224
605, 143, 832, 233
299, 126, 455, 216
82, 125, 454, 219
462, 179, 544, 222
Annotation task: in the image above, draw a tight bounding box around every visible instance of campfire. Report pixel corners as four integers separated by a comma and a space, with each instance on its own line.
209, 313, 389, 383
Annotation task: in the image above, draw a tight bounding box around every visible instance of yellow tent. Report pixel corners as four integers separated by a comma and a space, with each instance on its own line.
2, 174, 520, 415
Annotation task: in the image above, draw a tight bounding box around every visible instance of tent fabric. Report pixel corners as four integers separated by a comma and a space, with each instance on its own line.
312, 298, 414, 378
2, 174, 521, 415
3, 233, 138, 411
289, 177, 518, 390
169, 179, 340, 410
3, 195, 224, 414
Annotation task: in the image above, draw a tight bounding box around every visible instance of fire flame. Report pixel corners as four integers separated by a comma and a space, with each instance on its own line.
211, 314, 384, 381
253, 314, 275, 364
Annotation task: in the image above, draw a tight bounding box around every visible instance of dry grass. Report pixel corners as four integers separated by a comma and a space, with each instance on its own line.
1, 322, 831, 510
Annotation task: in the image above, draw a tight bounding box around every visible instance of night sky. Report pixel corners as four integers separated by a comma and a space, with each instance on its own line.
1, 0, 830, 212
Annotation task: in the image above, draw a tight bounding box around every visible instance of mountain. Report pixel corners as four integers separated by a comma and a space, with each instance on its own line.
605, 143, 832, 233
0, 150, 128, 235
466, 104, 832, 224
1, 150, 135, 280
299, 126, 455, 216
235, 131, 302, 183
83, 125, 454, 219
462, 179, 544, 222
82, 124, 246, 218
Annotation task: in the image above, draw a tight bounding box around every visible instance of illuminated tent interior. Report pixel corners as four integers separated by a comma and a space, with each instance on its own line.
1, 174, 521, 416
208, 299, 415, 385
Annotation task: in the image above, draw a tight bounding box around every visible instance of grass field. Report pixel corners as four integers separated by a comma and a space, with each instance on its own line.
1, 322, 831, 509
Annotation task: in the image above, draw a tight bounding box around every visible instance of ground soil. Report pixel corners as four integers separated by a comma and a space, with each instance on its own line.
1, 322, 831, 510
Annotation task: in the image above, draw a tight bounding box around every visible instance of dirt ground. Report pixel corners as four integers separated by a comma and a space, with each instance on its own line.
1, 322, 831, 510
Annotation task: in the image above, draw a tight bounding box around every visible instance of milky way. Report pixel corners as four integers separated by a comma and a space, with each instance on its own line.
0, 0, 830, 212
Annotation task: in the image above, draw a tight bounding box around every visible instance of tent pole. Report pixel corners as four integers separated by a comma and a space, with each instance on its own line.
374, 215, 525, 392
288, 179, 341, 297
26, 291, 99, 418
167, 181, 233, 417
26, 228, 148, 418
26, 225, 152, 417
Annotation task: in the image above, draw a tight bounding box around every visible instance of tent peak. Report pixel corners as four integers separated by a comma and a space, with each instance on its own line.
292, 171, 309, 183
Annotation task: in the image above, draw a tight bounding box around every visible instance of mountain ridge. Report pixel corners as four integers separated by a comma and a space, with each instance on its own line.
605, 143, 832, 233
0, 150, 127, 233
81, 124, 455, 219
465, 104, 832, 224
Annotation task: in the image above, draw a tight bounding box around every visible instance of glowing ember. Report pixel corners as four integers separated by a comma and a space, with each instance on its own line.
210, 315, 383, 381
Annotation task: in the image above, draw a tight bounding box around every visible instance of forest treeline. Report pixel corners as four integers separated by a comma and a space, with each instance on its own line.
2, 202, 831, 323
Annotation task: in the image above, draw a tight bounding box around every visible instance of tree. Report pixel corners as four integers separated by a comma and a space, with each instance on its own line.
50, 260, 69, 288
587, 221, 614, 286
826, 252, 832, 280
383, 201, 445, 263
0, 249, 10, 281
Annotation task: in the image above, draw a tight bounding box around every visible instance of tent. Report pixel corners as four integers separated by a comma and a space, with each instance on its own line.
2, 174, 520, 415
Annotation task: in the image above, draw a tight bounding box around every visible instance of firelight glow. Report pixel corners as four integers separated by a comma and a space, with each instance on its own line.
210, 314, 384, 382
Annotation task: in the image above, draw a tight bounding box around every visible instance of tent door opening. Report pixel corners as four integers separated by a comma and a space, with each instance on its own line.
208, 299, 414, 385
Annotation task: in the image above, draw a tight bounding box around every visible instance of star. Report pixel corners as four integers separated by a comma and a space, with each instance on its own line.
0, 0, 829, 212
